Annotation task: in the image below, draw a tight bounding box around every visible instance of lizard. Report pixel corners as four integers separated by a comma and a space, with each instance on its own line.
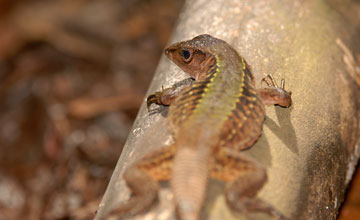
108, 34, 292, 220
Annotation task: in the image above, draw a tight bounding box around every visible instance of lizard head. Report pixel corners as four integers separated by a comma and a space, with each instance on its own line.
164, 34, 219, 80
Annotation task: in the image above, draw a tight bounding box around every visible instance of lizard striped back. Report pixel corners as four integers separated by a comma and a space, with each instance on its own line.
167, 35, 265, 153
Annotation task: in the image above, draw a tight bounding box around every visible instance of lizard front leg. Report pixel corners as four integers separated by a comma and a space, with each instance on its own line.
258, 74, 292, 107
147, 78, 194, 110
106, 145, 175, 219
211, 149, 288, 220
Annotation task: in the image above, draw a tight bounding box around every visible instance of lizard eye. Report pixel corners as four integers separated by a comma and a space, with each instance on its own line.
180, 49, 192, 63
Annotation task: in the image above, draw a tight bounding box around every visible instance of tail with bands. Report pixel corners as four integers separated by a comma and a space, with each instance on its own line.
171, 145, 212, 220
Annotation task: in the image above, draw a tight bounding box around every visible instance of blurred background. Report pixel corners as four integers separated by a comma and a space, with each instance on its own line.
0, 0, 184, 219
0, 0, 358, 220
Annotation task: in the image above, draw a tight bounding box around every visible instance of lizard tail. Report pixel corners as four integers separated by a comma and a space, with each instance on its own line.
171, 145, 211, 220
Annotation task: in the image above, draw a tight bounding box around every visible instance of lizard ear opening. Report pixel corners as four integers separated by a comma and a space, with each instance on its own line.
180, 49, 193, 63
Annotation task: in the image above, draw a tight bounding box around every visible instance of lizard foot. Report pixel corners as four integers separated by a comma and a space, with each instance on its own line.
261, 74, 288, 91
240, 198, 289, 220
259, 74, 292, 107
146, 86, 175, 111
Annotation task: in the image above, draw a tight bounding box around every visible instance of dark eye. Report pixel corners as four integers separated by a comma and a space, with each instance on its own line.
180, 49, 192, 62
181, 50, 190, 59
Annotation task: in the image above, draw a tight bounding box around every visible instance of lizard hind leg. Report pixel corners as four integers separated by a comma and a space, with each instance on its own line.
210, 149, 288, 220
106, 145, 175, 219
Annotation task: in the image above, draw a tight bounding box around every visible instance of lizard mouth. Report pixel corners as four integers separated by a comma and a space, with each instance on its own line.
164, 47, 176, 57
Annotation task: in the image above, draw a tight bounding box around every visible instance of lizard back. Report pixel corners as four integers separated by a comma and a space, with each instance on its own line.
167, 34, 265, 152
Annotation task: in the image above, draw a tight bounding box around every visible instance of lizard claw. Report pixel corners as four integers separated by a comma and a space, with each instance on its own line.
146, 85, 176, 111
146, 91, 163, 111
261, 74, 291, 95
261, 74, 279, 88
260, 74, 292, 107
